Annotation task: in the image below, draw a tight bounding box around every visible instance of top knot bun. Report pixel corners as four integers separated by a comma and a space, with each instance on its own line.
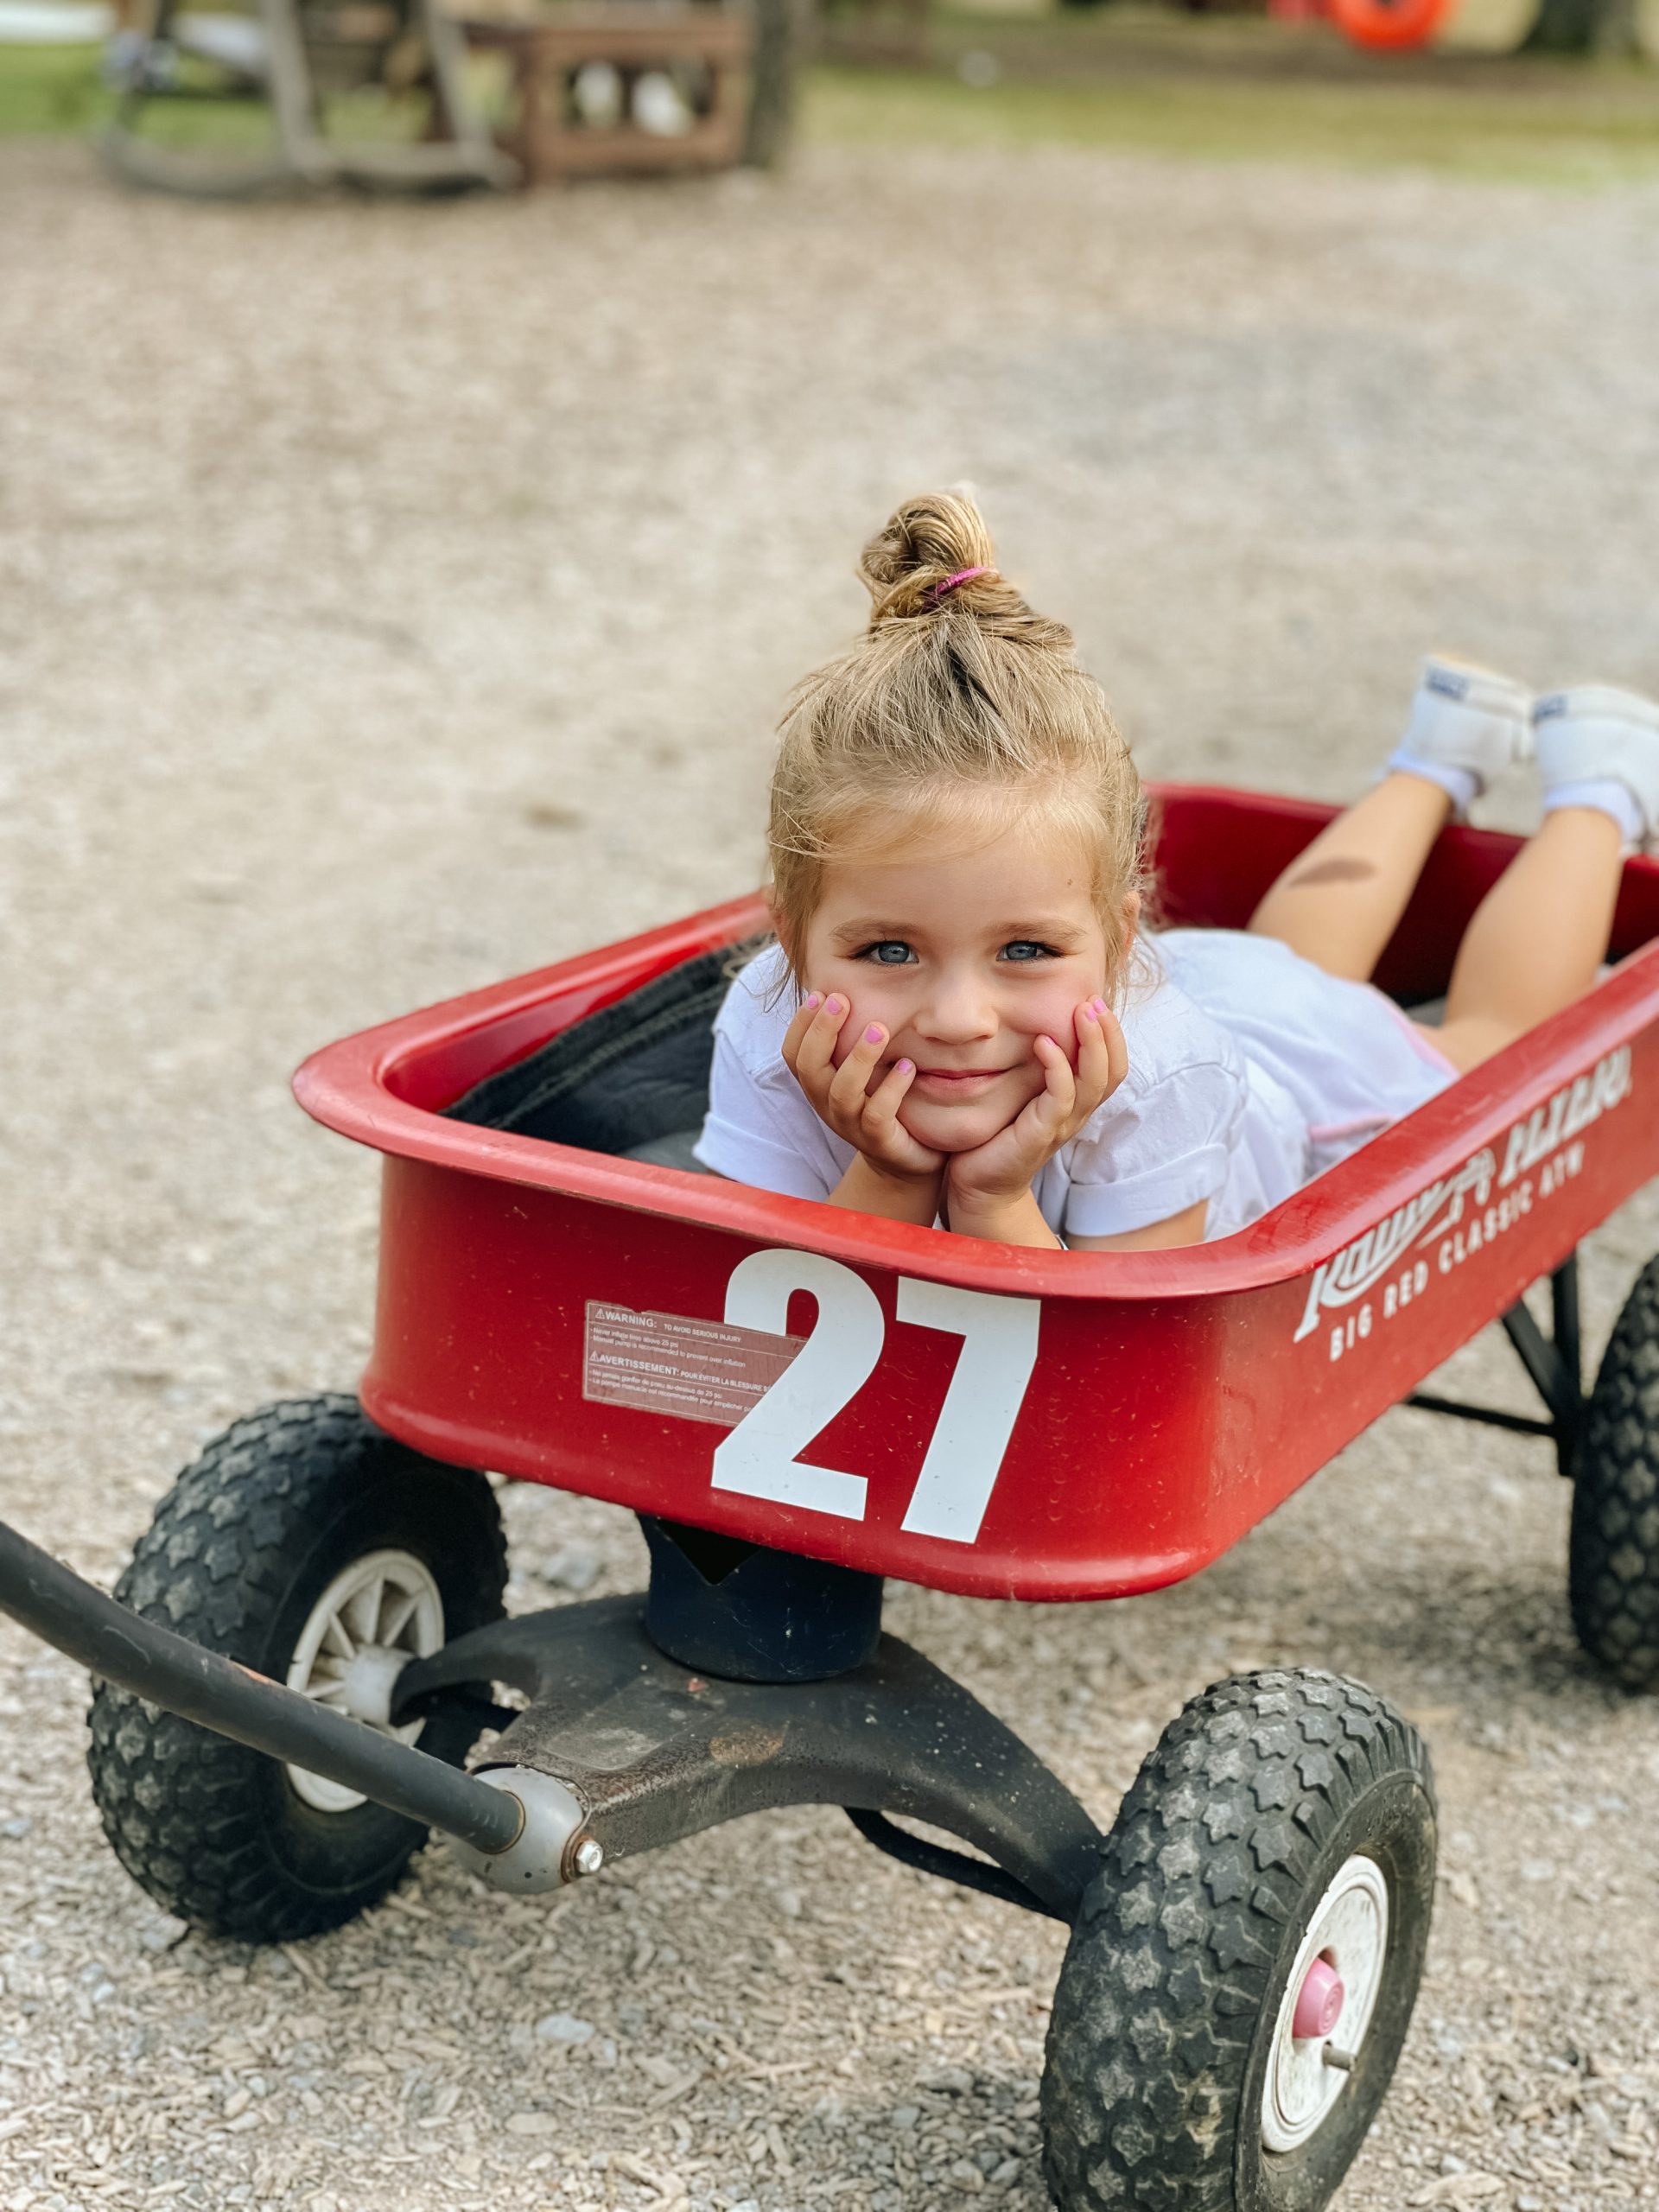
855, 490, 1073, 657
858, 490, 1006, 624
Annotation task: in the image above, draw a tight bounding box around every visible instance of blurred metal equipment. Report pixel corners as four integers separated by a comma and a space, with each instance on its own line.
100, 0, 518, 196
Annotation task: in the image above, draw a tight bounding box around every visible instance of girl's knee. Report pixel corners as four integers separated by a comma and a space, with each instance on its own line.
1428, 1015, 1518, 1075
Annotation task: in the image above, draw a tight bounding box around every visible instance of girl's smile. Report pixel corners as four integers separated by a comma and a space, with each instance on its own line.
795, 816, 1122, 1154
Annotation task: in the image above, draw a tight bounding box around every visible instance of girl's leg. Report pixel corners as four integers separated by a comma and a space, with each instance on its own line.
1248, 772, 1452, 982
1433, 807, 1624, 1072
1433, 684, 1659, 1071
1249, 655, 1532, 982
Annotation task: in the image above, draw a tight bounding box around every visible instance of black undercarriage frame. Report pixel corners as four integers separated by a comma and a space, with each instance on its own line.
397, 1524, 1108, 1924
1408, 1251, 1585, 1478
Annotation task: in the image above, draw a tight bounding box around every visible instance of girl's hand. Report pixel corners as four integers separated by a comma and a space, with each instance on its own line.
782, 993, 945, 1184
946, 997, 1128, 1235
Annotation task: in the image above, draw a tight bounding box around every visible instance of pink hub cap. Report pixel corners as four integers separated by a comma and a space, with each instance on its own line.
1292, 1957, 1345, 2041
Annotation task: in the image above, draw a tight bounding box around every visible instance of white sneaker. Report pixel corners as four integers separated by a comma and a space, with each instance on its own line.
1390, 655, 1534, 816
1533, 683, 1659, 854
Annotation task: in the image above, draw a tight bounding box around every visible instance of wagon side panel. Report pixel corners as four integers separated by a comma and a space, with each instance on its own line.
361, 1157, 1251, 1600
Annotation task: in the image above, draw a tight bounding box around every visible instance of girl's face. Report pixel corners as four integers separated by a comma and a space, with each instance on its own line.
797, 815, 1126, 1155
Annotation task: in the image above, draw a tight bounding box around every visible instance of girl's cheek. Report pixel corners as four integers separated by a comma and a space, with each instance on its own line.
827, 995, 877, 1069
1014, 994, 1085, 1060
826, 982, 899, 1067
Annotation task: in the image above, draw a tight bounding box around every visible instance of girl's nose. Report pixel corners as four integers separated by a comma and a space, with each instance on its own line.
914, 976, 1000, 1043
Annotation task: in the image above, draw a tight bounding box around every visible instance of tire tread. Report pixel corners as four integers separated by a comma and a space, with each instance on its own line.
1042, 1670, 1434, 2212
86, 1395, 506, 1942
1571, 1256, 1659, 1688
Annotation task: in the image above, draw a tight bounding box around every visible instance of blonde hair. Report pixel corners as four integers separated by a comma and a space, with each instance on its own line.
767, 491, 1148, 988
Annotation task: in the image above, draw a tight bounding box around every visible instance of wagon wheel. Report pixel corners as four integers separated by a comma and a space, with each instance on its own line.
1570, 1255, 1659, 1688
1042, 1670, 1435, 2212
99, 0, 300, 200
86, 1395, 508, 1942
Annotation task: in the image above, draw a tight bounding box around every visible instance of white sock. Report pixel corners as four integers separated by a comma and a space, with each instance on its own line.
1387, 746, 1480, 816
1541, 777, 1645, 850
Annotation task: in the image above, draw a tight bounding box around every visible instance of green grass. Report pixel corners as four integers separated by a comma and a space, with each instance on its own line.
804, 4, 1659, 184
0, 41, 108, 134
804, 59, 1659, 182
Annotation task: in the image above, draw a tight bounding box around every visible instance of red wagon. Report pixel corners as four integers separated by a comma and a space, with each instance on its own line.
4, 783, 1657, 2212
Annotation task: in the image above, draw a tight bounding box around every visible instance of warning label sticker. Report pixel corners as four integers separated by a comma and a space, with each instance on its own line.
582, 1301, 804, 1428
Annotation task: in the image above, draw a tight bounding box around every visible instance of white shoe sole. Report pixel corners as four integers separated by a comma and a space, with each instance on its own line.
1396, 654, 1534, 789
1534, 685, 1659, 854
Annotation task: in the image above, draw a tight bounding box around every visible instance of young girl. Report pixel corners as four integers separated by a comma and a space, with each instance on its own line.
693, 492, 1659, 1252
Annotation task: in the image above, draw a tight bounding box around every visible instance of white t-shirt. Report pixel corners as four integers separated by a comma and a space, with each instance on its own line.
692, 933, 1456, 1242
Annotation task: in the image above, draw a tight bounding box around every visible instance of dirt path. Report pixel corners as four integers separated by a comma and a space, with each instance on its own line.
2, 135, 1657, 2212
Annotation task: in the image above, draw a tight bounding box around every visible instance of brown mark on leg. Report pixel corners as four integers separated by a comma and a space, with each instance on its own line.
1282, 857, 1379, 889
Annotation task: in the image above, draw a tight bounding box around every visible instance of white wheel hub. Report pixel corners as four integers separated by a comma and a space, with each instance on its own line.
1262, 1853, 1389, 2154
283, 1548, 445, 1814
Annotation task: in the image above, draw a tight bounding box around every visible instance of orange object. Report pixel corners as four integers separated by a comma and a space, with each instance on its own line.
1330, 0, 1454, 49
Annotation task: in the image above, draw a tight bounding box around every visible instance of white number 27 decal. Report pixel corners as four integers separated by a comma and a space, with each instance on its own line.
709, 1251, 1040, 1546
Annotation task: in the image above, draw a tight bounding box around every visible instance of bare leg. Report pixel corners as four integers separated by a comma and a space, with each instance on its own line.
1432, 808, 1624, 1072
1249, 773, 1452, 982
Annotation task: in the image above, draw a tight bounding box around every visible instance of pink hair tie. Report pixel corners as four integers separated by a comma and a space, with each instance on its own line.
931, 565, 989, 602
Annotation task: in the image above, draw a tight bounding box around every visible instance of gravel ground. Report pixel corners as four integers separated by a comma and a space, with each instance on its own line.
3, 132, 1659, 2212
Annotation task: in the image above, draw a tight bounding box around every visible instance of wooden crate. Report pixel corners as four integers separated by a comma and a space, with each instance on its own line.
461, 4, 754, 181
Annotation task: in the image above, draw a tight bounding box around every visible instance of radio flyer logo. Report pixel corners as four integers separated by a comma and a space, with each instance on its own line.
1294, 1046, 1632, 1355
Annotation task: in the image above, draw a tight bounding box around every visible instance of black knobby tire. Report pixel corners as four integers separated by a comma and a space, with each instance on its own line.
1570, 1255, 1659, 1688
1042, 1670, 1436, 2212
86, 1395, 508, 1943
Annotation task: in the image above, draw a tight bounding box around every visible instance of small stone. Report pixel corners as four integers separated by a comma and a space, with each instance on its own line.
890, 2106, 920, 2130
0, 1817, 31, 1840
1519, 1859, 1554, 1883
1439, 2151, 1469, 2175
949, 2159, 985, 2190
991, 2158, 1022, 2187
535, 2012, 594, 2044
774, 1887, 803, 1919
505, 2111, 561, 2136
543, 1547, 601, 1592
924, 2067, 974, 2094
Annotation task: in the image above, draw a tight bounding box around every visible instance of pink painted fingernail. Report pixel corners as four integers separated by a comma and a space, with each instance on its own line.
804, 992, 822, 1011
864, 1025, 883, 1045
1082, 1002, 1099, 1022
1092, 996, 1109, 1015
895, 1058, 913, 1075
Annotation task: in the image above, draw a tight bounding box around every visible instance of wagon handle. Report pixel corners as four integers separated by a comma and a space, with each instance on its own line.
0, 1516, 523, 1859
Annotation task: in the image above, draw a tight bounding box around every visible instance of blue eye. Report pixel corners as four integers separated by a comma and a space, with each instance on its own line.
1001, 941, 1057, 963
858, 941, 917, 966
